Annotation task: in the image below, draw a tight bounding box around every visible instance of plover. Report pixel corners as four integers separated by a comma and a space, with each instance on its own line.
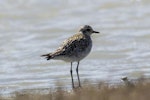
41, 25, 99, 88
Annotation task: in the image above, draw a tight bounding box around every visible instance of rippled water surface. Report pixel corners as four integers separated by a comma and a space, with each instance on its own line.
0, 0, 150, 94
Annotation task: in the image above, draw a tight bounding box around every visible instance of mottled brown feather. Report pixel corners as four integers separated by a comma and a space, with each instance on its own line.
54, 33, 91, 57
41, 32, 91, 60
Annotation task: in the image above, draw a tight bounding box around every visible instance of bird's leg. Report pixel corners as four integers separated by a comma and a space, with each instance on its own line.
70, 62, 74, 88
76, 61, 81, 87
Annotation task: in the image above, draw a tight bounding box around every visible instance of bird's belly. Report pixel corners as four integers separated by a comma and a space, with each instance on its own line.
59, 43, 92, 62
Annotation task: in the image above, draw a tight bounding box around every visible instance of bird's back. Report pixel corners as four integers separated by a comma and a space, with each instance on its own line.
51, 32, 92, 62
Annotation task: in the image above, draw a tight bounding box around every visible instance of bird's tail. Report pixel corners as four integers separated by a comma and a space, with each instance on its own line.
41, 53, 53, 60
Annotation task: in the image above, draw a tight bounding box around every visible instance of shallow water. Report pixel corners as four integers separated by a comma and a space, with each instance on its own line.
0, 0, 150, 94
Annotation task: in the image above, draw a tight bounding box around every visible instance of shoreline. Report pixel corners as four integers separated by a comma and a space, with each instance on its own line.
1, 78, 150, 100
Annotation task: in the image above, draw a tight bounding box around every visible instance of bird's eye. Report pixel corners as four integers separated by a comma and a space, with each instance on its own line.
86, 29, 91, 31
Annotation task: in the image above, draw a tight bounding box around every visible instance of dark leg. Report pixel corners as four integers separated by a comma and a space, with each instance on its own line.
76, 61, 81, 87
70, 62, 74, 88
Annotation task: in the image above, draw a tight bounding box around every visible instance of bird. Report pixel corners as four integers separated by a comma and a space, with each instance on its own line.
41, 25, 99, 88
121, 77, 135, 88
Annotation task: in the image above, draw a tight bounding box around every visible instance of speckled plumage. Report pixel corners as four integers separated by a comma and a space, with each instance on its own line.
41, 25, 99, 88
49, 33, 92, 62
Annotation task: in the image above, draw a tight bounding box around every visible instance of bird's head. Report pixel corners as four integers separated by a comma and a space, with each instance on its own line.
79, 25, 99, 36
121, 77, 128, 81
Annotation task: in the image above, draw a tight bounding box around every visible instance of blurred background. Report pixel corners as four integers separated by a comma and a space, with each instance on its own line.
0, 0, 150, 94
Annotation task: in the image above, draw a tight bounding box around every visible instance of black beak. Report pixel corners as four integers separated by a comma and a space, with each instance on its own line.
92, 31, 99, 33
